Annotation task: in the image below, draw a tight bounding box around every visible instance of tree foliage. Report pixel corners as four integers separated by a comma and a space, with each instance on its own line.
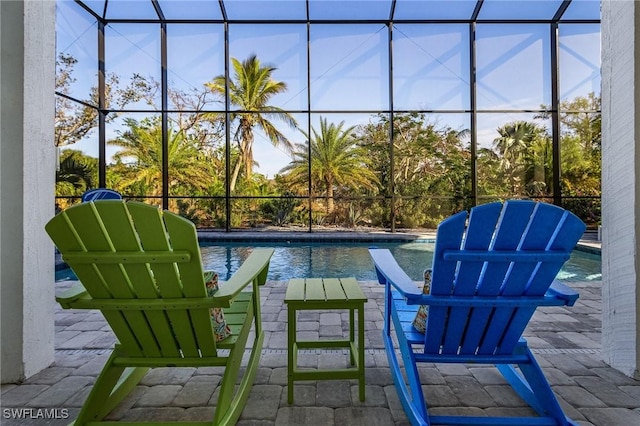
108, 117, 214, 195
55, 149, 98, 210
55, 53, 118, 147
357, 113, 472, 227
279, 117, 379, 217
54, 50, 601, 228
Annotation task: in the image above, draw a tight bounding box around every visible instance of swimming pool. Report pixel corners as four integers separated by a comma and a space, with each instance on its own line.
55, 240, 601, 283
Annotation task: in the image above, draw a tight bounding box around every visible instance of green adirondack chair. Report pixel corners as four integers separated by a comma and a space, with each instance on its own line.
46, 200, 274, 425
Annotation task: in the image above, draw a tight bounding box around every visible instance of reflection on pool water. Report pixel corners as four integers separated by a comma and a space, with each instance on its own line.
55, 240, 601, 283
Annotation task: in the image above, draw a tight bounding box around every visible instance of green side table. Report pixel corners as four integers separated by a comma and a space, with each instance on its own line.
284, 277, 367, 403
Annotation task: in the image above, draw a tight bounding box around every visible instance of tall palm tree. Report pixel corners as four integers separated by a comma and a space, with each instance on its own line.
280, 117, 378, 214
205, 54, 298, 192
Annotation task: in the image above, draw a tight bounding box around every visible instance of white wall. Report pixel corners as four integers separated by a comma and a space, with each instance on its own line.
0, 0, 57, 383
601, 0, 640, 379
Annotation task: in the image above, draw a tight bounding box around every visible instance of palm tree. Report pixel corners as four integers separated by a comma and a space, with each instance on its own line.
108, 117, 212, 196
55, 149, 98, 210
493, 121, 539, 168
205, 54, 298, 192
493, 121, 541, 194
280, 117, 378, 215
56, 149, 97, 193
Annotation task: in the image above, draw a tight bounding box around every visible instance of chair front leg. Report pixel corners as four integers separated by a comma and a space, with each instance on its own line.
75, 351, 148, 424
384, 284, 393, 337
252, 278, 262, 336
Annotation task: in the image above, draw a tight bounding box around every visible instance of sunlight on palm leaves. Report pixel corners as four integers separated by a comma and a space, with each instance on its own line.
206, 54, 298, 192
108, 117, 212, 196
280, 117, 379, 215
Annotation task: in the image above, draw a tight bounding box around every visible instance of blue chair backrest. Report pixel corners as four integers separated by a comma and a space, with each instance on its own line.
81, 188, 122, 203
424, 200, 586, 356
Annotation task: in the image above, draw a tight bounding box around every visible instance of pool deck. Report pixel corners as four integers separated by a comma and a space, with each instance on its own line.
5, 233, 637, 426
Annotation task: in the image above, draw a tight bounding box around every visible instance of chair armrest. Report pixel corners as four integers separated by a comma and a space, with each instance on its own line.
214, 248, 275, 305
369, 248, 422, 302
546, 279, 580, 306
56, 282, 89, 309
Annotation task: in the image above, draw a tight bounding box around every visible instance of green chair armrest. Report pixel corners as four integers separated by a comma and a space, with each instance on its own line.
213, 248, 275, 306
56, 282, 89, 309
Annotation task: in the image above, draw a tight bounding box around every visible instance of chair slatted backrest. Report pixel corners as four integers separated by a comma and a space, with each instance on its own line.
46, 201, 217, 358
424, 200, 586, 356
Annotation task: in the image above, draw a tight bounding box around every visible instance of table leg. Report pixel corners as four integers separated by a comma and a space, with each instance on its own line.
288, 305, 296, 404
358, 304, 365, 401
349, 308, 355, 365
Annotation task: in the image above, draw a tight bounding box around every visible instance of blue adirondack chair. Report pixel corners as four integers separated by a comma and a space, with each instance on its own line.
369, 200, 586, 426
81, 188, 122, 202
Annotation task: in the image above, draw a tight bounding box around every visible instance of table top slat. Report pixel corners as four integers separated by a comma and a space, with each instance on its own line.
286, 278, 307, 302
285, 277, 366, 305
340, 277, 367, 301
323, 278, 347, 301
303, 278, 326, 301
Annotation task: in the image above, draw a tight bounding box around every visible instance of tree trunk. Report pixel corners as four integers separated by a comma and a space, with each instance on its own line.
230, 129, 252, 192
229, 159, 242, 193
326, 179, 334, 214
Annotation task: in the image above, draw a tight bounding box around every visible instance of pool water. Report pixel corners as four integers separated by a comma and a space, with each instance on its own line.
55, 240, 601, 283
